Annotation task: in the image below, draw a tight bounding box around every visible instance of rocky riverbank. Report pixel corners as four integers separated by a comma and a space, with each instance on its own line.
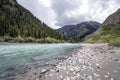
1, 44, 120, 80
39, 44, 120, 80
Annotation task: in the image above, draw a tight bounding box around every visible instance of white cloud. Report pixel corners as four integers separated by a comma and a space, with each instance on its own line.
17, 0, 120, 29
17, 0, 56, 28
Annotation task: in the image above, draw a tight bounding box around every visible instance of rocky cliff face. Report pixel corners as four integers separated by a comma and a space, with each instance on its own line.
103, 9, 120, 26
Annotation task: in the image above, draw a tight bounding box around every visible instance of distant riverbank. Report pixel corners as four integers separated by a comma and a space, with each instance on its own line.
0, 36, 71, 43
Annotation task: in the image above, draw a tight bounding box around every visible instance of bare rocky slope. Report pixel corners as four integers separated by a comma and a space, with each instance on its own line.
103, 9, 120, 26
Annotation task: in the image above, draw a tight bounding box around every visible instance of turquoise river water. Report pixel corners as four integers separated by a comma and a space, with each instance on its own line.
0, 43, 80, 72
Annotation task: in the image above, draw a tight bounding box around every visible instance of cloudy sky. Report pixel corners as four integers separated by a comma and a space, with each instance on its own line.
17, 0, 120, 29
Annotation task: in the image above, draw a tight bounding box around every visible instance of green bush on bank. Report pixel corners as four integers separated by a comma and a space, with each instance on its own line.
3, 36, 13, 42
36, 38, 45, 43
0, 37, 3, 42
109, 38, 120, 47
0, 36, 67, 43
24, 37, 36, 42
13, 35, 24, 42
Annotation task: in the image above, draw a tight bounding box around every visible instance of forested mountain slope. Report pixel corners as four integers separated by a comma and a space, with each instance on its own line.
0, 0, 68, 42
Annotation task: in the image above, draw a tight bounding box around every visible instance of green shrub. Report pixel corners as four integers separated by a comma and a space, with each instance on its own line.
36, 38, 45, 43
13, 35, 24, 42
44, 37, 57, 43
25, 37, 36, 42
0, 37, 3, 42
3, 36, 13, 42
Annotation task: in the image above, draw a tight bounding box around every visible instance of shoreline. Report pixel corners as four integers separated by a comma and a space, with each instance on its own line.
0, 44, 78, 80
0, 43, 120, 80
39, 44, 120, 80
0, 42, 74, 45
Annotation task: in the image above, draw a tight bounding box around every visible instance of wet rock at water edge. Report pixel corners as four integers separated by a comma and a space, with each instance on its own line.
5, 72, 16, 77
19, 70, 28, 74
6, 78, 16, 80
6, 67, 15, 71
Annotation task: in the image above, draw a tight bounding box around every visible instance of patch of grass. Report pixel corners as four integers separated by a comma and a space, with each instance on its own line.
109, 42, 120, 47
13, 35, 24, 42
0, 37, 3, 42
87, 24, 120, 46
2, 36, 13, 42
24, 37, 36, 42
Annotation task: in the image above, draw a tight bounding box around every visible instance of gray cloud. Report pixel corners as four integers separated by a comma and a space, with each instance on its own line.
51, 0, 84, 26
55, 15, 86, 26
17, 0, 120, 29
51, 0, 120, 27
51, 0, 80, 15
17, 0, 56, 28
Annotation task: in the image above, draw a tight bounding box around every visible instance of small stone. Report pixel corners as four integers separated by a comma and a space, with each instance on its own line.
66, 71, 69, 74
70, 76, 76, 80
76, 73, 80, 77
113, 58, 119, 61
96, 64, 101, 69
41, 69, 47, 74
88, 76, 92, 80
49, 73, 53, 76
56, 70, 59, 72
84, 74, 88, 77
104, 75, 109, 78
70, 68, 74, 71
59, 75, 63, 79
107, 72, 110, 75
93, 73, 100, 77
39, 74, 42, 78
111, 78, 114, 80
34, 72, 38, 75
66, 76, 70, 80
35, 78, 39, 80
96, 64, 100, 66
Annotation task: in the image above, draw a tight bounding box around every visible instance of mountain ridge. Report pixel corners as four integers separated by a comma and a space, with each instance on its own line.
56, 21, 101, 42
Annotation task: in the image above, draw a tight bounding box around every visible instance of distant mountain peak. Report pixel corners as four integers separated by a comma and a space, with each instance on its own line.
56, 21, 101, 42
